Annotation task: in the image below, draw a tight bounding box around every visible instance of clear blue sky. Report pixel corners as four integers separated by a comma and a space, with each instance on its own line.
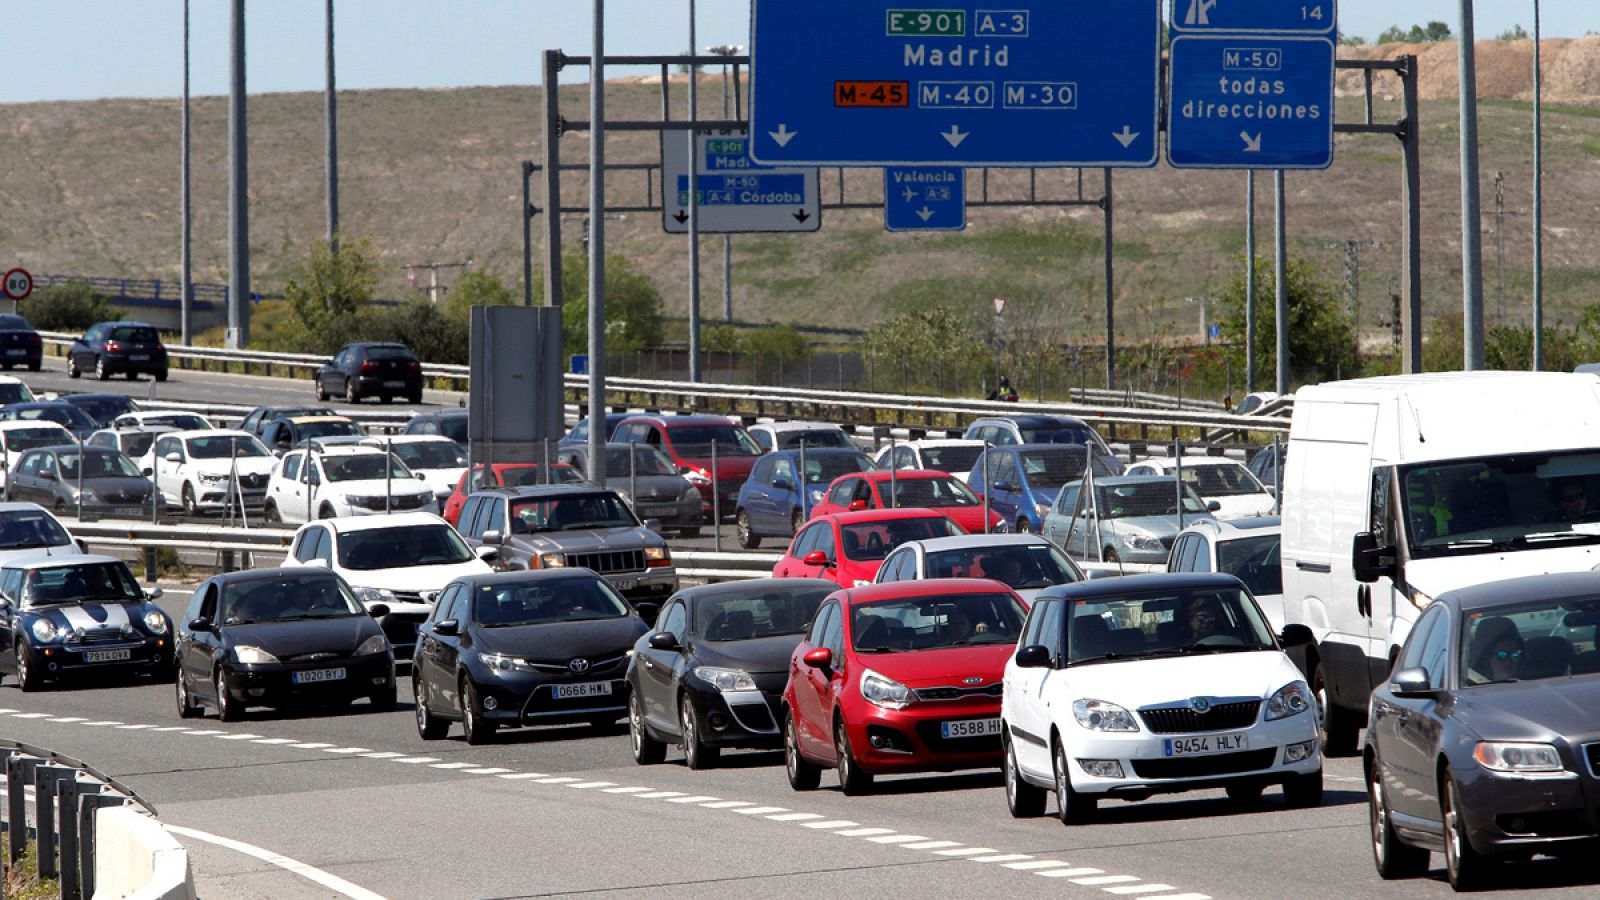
5, 0, 1587, 104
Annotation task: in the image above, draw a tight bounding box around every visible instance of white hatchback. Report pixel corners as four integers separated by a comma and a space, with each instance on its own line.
358, 435, 466, 503
264, 445, 437, 524
146, 430, 277, 515
1122, 455, 1275, 520
1000, 573, 1321, 823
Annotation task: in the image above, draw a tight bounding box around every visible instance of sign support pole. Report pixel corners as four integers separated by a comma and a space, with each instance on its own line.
1245, 170, 1256, 393
1274, 170, 1289, 394
1103, 169, 1115, 391
587, 0, 608, 487
542, 51, 565, 309
686, 0, 704, 384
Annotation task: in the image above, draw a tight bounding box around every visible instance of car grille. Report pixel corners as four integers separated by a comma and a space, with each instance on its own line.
239, 473, 267, 489
913, 721, 1003, 756
387, 494, 429, 511
728, 697, 778, 733
565, 549, 645, 575
99, 490, 143, 504
1130, 748, 1278, 779
283, 650, 348, 663
1138, 700, 1261, 735
914, 683, 1004, 702
1585, 742, 1600, 779
525, 653, 629, 676
71, 628, 129, 645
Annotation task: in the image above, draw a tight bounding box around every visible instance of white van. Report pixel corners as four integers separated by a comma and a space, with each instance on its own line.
1281, 371, 1600, 755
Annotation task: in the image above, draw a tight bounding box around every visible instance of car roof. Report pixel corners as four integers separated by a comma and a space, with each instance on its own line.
1134, 456, 1245, 469
347, 342, 410, 350
773, 447, 867, 459
0, 375, 25, 385
1176, 516, 1282, 539
308, 445, 383, 458
671, 577, 837, 602
1, 552, 126, 572
508, 484, 616, 499
96, 425, 176, 436
286, 415, 354, 425
453, 568, 612, 589
757, 421, 845, 433
1037, 572, 1246, 602
0, 501, 61, 515
101, 321, 159, 329
854, 468, 949, 482
63, 393, 130, 402
170, 428, 252, 440
366, 434, 453, 445
815, 507, 956, 526
412, 409, 467, 421
840, 577, 1016, 605
303, 511, 449, 533
621, 413, 740, 427
890, 438, 986, 449
898, 533, 1056, 553
208, 566, 344, 587
0, 421, 71, 432
1437, 571, 1600, 613
1091, 475, 1178, 487
973, 414, 1086, 427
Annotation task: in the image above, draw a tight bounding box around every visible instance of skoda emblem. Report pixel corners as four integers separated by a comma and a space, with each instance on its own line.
1189, 696, 1212, 714
963, 676, 984, 685
568, 658, 591, 674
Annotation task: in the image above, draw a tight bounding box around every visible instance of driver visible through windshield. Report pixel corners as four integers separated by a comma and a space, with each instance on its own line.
852, 591, 1026, 652
510, 492, 637, 533
222, 575, 364, 623
1066, 587, 1276, 664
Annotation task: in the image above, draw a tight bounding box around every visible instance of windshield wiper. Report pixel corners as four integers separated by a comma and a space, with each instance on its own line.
1432, 538, 1496, 549
1184, 643, 1275, 654
1511, 531, 1600, 546
1069, 652, 1128, 664
856, 646, 903, 653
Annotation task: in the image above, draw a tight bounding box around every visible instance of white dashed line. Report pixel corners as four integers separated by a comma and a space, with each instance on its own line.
497, 773, 545, 780
1136, 894, 1209, 900
1005, 861, 1076, 871
765, 813, 823, 822
536, 777, 581, 785
1036, 868, 1105, 879
116, 724, 155, 730
252, 737, 297, 745
1073, 875, 1140, 886
934, 847, 996, 857
14, 713, 53, 719
732, 806, 788, 815
834, 827, 897, 838
565, 780, 614, 788
601, 786, 650, 794
321, 747, 371, 754
430, 763, 477, 770
464, 768, 512, 776
665, 795, 719, 803
971, 854, 1033, 863
801, 819, 859, 829
82, 720, 123, 726
901, 840, 960, 850
391, 757, 440, 765
288, 742, 333, 749
634, 791, 686, 799
183, 729, 223, 735
867, 834, 928, 845
1105, 885, 1178, 895
362, 752, 404, 759
149, 726, 189, 732
49, 717, 87, 723
217, 732, 261, 740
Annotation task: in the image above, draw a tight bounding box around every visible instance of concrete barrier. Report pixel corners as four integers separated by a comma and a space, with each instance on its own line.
92, 806, 194, 900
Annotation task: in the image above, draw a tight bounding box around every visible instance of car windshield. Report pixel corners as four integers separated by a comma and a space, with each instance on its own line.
121, 432, 160, 459
145, 414, 210, 431
264, 407, 332, 424
221, 575, 363, 624
69, 397, 135, 425
1018, 448, 1114, 488
473, 577, 630, 626
885, 476, 979, 508
499, 465, 584, 487
0, 512, 72, 550
22, 561, 142, 607
364, 345, 415, 361
437, 417, 466, 444
692, 584, 829, 639
336, 524, 474, 570
852, 591, 1027, 651
1217, 535, 1283, 596
509, 493, 637, 533
56, 449, 142, 480
0, 383, 34, 405
840, 516, 959, 562
109, 326, 158, 342
924, 544, 1081, 589
1400, 451, 1600, 558
1177, 462, 1267, 497
8, 406, 93, 430
0, 315, 29, 330
322, 454, 410, 482
668, 424, 761, 457
1095, 482, 1211, 518
600, 447, 678, 477
802, 453, 874, 485
1020, 423, 1102, 448
1461, 597, 1600, 686
777, 429, 853, 450
3, 427, 72, 452
920, 445, 984, 473
187, 435, 270, 459
1066, 587, 1277, 663
299, 420, 362, 439
390, 442, 467, 470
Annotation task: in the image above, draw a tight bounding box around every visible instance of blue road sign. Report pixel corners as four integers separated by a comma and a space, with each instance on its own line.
1170, 0, 1336, 37
570, 354, 588, 375
1167, 36, 1335, 170
661, 129, 820, 233
884, 167, 965, 232
749, 0, 1162, 167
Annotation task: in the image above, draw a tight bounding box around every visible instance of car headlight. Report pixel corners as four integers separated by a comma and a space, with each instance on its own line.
1123, 532, 1165, 551
1265, 681, 1313, 720
1072, 698, 1139, 732
694, 666, 757, 692
859, 668, 912, 710
478, 651, 533, 673
1034, 502, 1051, 520
681, 467, 712, 485
343, 494, 383, 510
74, 489, 100, 503
539, 552, 566, 569
354, 586, 396, 606
198, 472, 229, 484
355, 634, 389, 656
644, 546, 669, 562
233, 645, 279, 665
808, 488, 825, 505
30, 619, 59, 643
143, 611, 168, 635
993, 518, 1011, 533
1474, 742, 1565, 774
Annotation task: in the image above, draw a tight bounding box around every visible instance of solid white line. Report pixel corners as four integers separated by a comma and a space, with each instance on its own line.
901, 840, 960, 850
801, 820, 858, 830
1105, 885, 1176, 895
165, 824, 388, 900
1037, 868, 1105, 879
935, 847, 995, 857
1073, 875, 1140, 886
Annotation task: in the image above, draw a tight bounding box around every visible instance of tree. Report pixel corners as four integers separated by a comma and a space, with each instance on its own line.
1498, 24, 1529, 41
282, 234, 381, 351
1339, 32, 1368, 47
22, 280, 113, 332
441, 269, 515, 324
863, 306, 994, 392
362, 299, 468, 365
1216, 256, 1360, 388
553, 254, 666, 357
742, 325, 811, 382
1376, 25, 1407, 44
1419, 21, 1452, 42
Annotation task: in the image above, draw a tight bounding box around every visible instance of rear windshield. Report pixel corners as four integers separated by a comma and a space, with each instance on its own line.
110, 326, 159, 343
667, 425, 761, 457
801, 453, 874, 485
0, 383, 34, 406
886, 476, 978, 508
69, 396, 136, 424
142, 413, 210, 431
0, 315, 30, 330
2, 426, 72, 452
920, 445, 983, 473
56, 449, 142, 480
187, 435, 271, 459
1177, 462, 1266, 497
6, 406, 92, 429
438, 417, 466, 444
840, 516, 960, 561
777, 429, 854, 450
1018, 449, 1113, 488
299, 420, 362, 440
500, 465, 584, 487
365, 346, 416, 361
121, 432, 159, 460
1217, 535, 1283, 597
390, 441, 467, 470
472, 578, 631, 627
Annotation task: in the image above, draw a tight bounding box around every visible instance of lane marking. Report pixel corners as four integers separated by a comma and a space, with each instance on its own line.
322, 747, 370, 754
700, 800, 752, 809
565, 780, 615, 788
82, 720, 123, 726
165, 824, 388, 900
150, 726, 189, 732
362, 752, 405, 759
665, 795, 719, 803
971, 854, 1033, 863
117, 724, 156, 730
867, 834, 928, 845
1037, 868, 1105, 879
766, 813, 823, 822
901, 840, 960, 850
935, 847, 996, 856
535, 777, 581, 785
464, 768, 512, 776
252, 737, 298, 744
183, 729, 223, 735
49, 717, 87, 723
1133, 894, 1209, 900
634, 791, 685, 799
1005, 861, 1075, 870
289, 742, 334, 749
1106, 886, 1178, 895
1073, 875, 1140, 886
13, 713, 51, 719
391, 757, 440, 765
217, 732, 261, 740
497, 773, 546, 780
430, 763, 477, 771
834, 827, 896, 837
601, 786, 651, 794
732, 806, 788, 815
801, 820, 858, 830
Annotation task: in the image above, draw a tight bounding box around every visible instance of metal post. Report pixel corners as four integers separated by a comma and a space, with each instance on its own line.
981, 443, 990, 534
56, 776, 83, 900
1458, 0, 1485, 370
522, 161, 535, 306
710, 440, 720, 551
1175, 440, 1184, 532
542, 51, 565, 309
34, 766, 75, 879
1103, 169, 1115, 390
75, 435, 84, 519
888, 434, 898, 512
1532, 0, 1544, 370
798, 438, 809, 517
180, 0, 193, 346
7, 756, 41, 863
1274, 170, 1289, 393
686, 4, 704, 383
324, 0, 339, 256
1245, 170, 1256, 392
226, 0, 250, 348
586, 1, 608, 488
1272, 434, 1282, 515
1400, 55, 1424, 373
629, 445, 637, 511
384, 438, 392, 514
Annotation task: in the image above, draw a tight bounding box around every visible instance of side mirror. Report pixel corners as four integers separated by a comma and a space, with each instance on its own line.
38, 470, 55, 482
415, 472, 427, 480
187, 616, 213, 632
1206, 500, 1222, 512
1351, 531, 1395, 584
367, 603, 391, 619
802, 647, 832, 669
648, 631, 680, 651
1389, 666, 1437, 698
481, 529, 505, 546
992, 481, 1013, 492
474, 546, 498, 561
771, 478, 792, 491
141, 468, 153, 477
643, 518, 663, 532
433, 619, 460, 637
847, 499, 868, 512
1014, 644, 1053, 668
145, 587, 164, 601
802, 550, 833, 567
165, 452, 183, 464
1279, 624, 1315, 647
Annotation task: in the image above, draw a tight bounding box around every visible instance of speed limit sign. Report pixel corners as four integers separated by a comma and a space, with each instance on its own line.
2, 268, 31, 301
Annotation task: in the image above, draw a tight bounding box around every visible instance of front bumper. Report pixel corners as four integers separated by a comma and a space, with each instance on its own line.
844, 698, 1006, 775
631, 497, 703, 529
1454, 753, 1600, 853
193, 484, 268, 509
220, 653, 395, 707
473, 665, 632, 727
603, 569, 677, 604
26, 639, 172, 679
684, 682, 785, 749
1062, 712, 1320, 797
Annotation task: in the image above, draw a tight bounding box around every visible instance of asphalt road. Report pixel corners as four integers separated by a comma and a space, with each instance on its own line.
0, 587, 1594, 900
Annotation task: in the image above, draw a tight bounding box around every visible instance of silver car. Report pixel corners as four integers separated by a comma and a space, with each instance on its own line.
1042, 475, 1217, 565
873, 532, 1083, 604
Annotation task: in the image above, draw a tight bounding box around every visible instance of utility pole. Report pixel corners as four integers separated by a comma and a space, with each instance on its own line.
1458, 0, 1486, 369
1532, 0, 1545, 369
180, 0, 192, 346
708, 44, 743, 324
686, 1, 704, 383
402, 261, 472, 305
587, 0, 608, 487
1323, 239, 1381, 347
325, 0, 339, 256
226, 0, 250, 349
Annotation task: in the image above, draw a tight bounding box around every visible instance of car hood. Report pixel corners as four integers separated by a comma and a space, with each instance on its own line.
1410, 546, 1600, 598
0, 542, 78, 565
31, 600, 153, 633
678, 455, 757, 481
1209, 493, 1277, 520
1029, 486, 1061, 507
853, 644, 1014, 689
415, 467, 466, 497
692, 634, 806, 676
189, 457, 276, 476
222, 616, 382, 658
343, 558, 493, 592
1452, 675, 1600, 742
1060, 650, 1303, 706
83, 476, 154, 496
512, 526, 665, 553
323, 478, 433, 498
614, 475, 694, 501
1104, 513, 1216, 539
474, 616, 646, 660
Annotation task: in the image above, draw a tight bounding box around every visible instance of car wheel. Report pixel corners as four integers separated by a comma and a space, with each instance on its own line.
318, 503, 336, 520
315, 379, 329, 402
1004, 730, 1046, 818
67, 355, 80, 379
27, 361, 40, 373
785, 709, 821, 791
460, 676, 495, 745
15, 643, 41, 693
95, 355, 110, 381
1443, 772, 1497, 890
263, 500, 281, 524
1225, 782, 1265, 805
215, 669, 240, 721
736, 510, 761, 549
407, 391, 422, 405
791, 510, 806, 535
1103, 547, 1120, 564
1311, 661, 1360, 757
1053, 737, 1096, 824
379, 394, 393, 405
629, 690, 666, 765
181, 483, 199, 518
677, 527, 700, 538
154, 369, 168, 383
53, 499, 67, 515
126, 369, 138, 381
1369, 758, 1428, 879
1016, 517, 1032, 534
414, 675, 447, 740
369, 682, 397, 713
345, 380, 360, 404
175, 669, 202, 718
834, 718, 873, 796
1283, 769, 1324, 808
680, 694, 719, 770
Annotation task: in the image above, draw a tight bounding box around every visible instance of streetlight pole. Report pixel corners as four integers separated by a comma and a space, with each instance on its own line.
708, 44, 743, 324
180, 0, 192, 346
226, 0, 250, 349
1532, 0, 1544, 370
325, 0, 339, 256
1458, 0, 1486, 370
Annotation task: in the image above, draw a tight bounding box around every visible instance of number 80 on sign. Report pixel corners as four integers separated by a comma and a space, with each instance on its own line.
2, 269, 31, 301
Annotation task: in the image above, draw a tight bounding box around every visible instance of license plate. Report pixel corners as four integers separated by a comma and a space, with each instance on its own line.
552, 681, 612, 700
940, 717, 1002, 739
1163, 733, 1247, 756
83, 649, 131, 663
384, 380, 405, 388
291, 667, 346, 684
5, 349, 24, 357
130, 354, 150, 361
611, 577, 638, 592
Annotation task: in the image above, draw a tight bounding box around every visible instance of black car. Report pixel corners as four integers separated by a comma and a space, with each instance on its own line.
61, 393, 139, 430
628, 579, 833, 768
174, 567, 395, 721
315, 342, 423, 405
413, 569, 649, 744
0, 315, 42, 372
0, 554, 173, 691
558, 414, 631, 449
403, 409, 467, 446
67, 321, 169, 382
0, 402, 99, 439
239, 405, 336, 438
1365, 571, 1600, 890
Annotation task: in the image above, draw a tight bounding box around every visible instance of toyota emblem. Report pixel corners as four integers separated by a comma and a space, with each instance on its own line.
568, 658, 591, 674
1189, 696, 1212, 713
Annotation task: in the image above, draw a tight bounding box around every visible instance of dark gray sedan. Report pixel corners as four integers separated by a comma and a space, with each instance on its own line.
6, 445, 154, 516
557, 443, 703, 536
1365, 571, 1600, 890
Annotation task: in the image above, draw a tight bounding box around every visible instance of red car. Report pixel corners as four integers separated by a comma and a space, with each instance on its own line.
809, 469, 1004, 535
441, 462, 584, 525
613, 414, 762, 518
781, 579, 1027, 794
773, 508, 962, 589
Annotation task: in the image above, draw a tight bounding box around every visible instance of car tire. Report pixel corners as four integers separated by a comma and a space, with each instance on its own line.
408, 390, 422, 405
67, 355, 81, 379
1016, 517, 1032, 534
154, 369, 168, 383
1004, 730, 1047, 818
175, 669, 202, 719
680, 694, 719, 770
834, 718, 873, 796
15, 643, 41, 693
1369, 757, 1428, 879
263, 501, 282, 524
629, 690, 666, 765
736, 510, 761, 549
95, 356, 110, 381
315, 380, 329, 402
1283, 769, 1324, 809
53, 500, 67, 515
215, 669, 240, 721
791, 510, 805, 535
379, 394, 393, 405
784, 709, 820, 791
678, 527, 700, 538
182, 483, 199, 517
369, 682, 397, 713
318, 503, 336, 520
27, 361, 40, 373
460, 676, 495, 745
345, 380, 360, 404
1103, 547, 1120, 564
414, 675, 447, 740
1053, 737, 1096, 824
1443, 772, 1496, 891
1225, 782, 1265, 805
1311, 661, 1360, 757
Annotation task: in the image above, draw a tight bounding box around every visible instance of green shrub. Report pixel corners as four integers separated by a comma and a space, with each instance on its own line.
22, 280, 114, 332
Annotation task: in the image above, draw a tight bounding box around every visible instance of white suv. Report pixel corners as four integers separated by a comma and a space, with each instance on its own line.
1000, 573, 1321, 823
264, 445, 436, 524
147, 429, 276, 515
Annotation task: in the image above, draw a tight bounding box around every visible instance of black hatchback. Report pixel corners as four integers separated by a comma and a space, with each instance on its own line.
68, 322, 168, 382
315, 343, 423, 405
0, 315, 42, 372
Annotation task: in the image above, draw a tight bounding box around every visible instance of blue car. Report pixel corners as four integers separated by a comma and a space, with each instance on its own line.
558, 413, 632, 449
965, 444, 1117, 534
734, 447, 875, 548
